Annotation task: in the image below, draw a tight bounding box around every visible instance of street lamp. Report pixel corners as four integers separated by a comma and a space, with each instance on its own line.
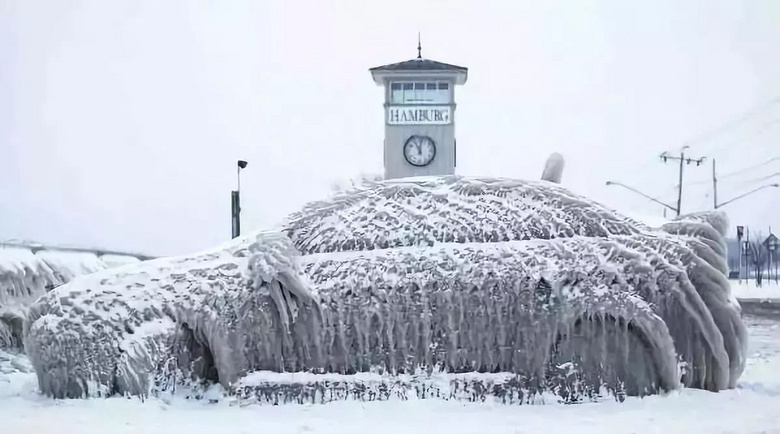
715, 183, 779, 209
232, 160, 248, 239
237, 160, 248, 191
605, 181, 680, 216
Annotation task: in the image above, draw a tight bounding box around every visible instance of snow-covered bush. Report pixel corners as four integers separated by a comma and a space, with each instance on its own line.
24, 176, 745, 401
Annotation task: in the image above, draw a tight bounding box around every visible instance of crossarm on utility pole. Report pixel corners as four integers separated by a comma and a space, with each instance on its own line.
660, 146, 705, 217
605, 181, 680, 214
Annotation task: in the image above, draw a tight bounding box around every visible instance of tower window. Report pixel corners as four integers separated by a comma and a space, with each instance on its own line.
390, 81, 451, 105
391, 83, 403, 104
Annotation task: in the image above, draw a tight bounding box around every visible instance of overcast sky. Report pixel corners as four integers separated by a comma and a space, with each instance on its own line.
2, 0, 779, 256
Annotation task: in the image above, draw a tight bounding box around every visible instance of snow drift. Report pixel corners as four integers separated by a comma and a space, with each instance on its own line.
24, 176, 745, 401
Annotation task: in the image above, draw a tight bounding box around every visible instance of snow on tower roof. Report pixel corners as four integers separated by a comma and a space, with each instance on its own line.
369, 58, 468, 73
369, 58, 468, 85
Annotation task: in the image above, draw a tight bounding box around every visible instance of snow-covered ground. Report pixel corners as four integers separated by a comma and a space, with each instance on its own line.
732, 279, 780, 301
1, 316, 778, 434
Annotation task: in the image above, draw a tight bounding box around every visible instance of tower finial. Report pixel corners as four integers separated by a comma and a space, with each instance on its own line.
417, 32, 422, 59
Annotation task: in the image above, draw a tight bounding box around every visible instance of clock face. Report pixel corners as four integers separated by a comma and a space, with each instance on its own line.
403, 135, 436, 167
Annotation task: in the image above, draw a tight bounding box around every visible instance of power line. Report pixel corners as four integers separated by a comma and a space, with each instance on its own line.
698, 116, 780, 157
720, 156, 780, 181
656, 116, 780, 193
607, 97, 780, 213
659, 147, 707, 216
672, 155, 780, 189
736, 171, 780, 187
676, 95, 780, 153
612, 114, 780, 198
613, 148, 674, 180
607, 149, 707, 216
710, 158, 780, 210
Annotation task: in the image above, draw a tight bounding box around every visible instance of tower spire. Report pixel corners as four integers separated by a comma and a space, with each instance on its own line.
417, 32, 422, 59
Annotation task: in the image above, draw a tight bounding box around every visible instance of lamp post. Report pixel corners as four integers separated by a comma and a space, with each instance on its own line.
744, 239, 751, 281
715, 183, 779, 209
744, 226, 751, 281
605, 181, 680, 216
232, 160, 248, 239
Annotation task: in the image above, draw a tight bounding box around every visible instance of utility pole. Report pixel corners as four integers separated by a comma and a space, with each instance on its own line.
737, 225, 744, 283
711, 157, 779, 209
745, 228, 750, 282
712, 159, 718, 210
660, 146, 706, 217
769, 227, 773, 283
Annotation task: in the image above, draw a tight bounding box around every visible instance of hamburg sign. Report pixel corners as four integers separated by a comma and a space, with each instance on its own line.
388, 106, 452, 125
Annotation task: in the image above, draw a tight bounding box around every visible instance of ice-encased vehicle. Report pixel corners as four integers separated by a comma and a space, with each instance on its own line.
22, 175, 746, 403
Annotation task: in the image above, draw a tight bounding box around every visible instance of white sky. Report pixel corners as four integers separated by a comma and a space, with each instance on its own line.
2, 0, 779, 256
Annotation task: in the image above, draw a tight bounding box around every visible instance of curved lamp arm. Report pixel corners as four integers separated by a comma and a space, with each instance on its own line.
605, 181, 679, 214
716, 183, 779, 209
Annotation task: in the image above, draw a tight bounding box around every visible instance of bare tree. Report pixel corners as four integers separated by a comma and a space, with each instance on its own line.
774, 246, 780, 283
748, 232, 768, 286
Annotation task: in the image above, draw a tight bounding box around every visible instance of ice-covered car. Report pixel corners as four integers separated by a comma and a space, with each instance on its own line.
23, 176, 746, 403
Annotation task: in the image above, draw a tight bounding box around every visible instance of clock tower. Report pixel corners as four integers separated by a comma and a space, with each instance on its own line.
369, 42, 468, 180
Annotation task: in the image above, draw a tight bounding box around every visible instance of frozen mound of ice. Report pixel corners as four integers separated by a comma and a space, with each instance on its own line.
0, 248, 96, 349
541, 152, 565, 184
24, 176, 745, 402
0, 246, 139, 350
24, 231, 316, 398
0, 248, 67, 307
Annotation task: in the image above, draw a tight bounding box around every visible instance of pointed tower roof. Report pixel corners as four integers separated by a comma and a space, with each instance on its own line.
369, 37, 468, 85
369, 58, 468, 85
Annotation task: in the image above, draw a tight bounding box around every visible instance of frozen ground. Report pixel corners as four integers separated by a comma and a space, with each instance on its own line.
0, 315, 778, 434
732, 279, 780, 301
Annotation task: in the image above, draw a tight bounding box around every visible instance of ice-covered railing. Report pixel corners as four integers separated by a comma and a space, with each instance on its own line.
23, 176, 745, 402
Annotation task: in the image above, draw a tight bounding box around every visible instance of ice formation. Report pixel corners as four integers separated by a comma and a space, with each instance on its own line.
540, 152, 565, 184
23, 176, 746, 402
0, 247, 139, 349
